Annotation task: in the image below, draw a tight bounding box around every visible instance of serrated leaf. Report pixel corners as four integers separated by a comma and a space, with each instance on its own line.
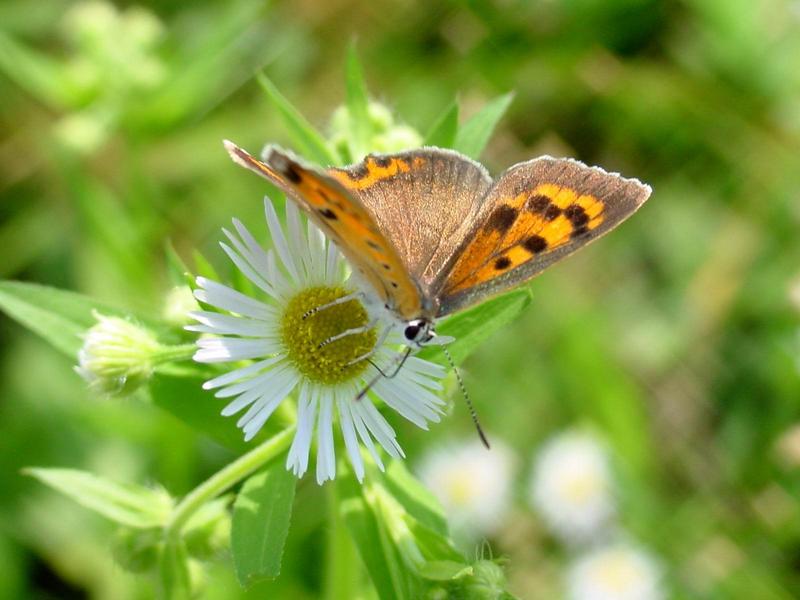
256, 73, 340, 166
158, 540, 191, 600
0, 280, 159, 358
453, 92, 514, 160
419, 288, 532, 366
24, 468, 172, 528
231, 462, 296, 586
345, 42, 373, 160
424, 100, 459, 148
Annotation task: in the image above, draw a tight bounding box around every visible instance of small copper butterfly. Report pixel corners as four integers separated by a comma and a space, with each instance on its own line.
223, 141, 651, 346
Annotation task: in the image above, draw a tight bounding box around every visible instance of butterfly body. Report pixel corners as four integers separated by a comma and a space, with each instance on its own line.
224, 141, 651, 345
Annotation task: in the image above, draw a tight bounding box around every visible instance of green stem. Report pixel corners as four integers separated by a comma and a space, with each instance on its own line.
153, 343, 196, 365
165, 426, 295, 539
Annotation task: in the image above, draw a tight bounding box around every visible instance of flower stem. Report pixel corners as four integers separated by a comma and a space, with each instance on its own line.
324, 477, 360, 600
165, 426, 295, 539
153, 343, 196, 365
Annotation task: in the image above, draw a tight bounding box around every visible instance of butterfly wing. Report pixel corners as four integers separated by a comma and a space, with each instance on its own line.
436, 156, 652, 316
327, 148, 493, 294
224, 141, 423, 318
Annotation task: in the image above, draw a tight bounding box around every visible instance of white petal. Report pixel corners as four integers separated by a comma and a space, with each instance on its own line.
306, 220, 326, 283
264, 199, 300, 282
188, 310, 275, 336
219, 240, 276, 298
203, 357, 280, 390
326, 241, 340, 284
347, 396, 384, 470
194, 278, 273, 320
355, 399, 404, 461
213, 359, 290, 398
194, 337, 277, 363
287, 383, 317, 477
316, 391, 336, 484
236, 367, 298, 429
338, 393, 364, 482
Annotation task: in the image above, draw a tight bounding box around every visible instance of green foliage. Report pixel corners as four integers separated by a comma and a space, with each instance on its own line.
231, 463, 297, 585
2, 0, 800, 597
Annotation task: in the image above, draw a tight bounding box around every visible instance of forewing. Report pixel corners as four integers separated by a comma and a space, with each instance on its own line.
327, 148, 492, 295
437, 156, 652, 316
224, 141, 422, 318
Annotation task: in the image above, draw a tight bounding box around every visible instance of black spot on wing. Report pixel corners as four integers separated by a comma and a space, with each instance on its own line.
564, 204, 589, 227
525, 194, 550, 213
523, 235, 548, 254
319, 208, 337, 220
494, 256, 512, 270
485, 205, 518, 234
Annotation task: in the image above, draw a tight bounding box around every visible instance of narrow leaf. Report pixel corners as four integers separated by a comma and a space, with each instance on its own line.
24, 468, 172, 528
345, 42, 372, 159
384, 461, 449, 536
231, 461, 297, 586
419, 288, 532, 366
256, 73, 339, 166
424, 100, 459, 148
453, 92, 514, 160
0, 280, 158, 358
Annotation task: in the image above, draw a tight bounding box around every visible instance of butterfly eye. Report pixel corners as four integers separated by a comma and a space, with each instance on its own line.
404, 324, 420, 341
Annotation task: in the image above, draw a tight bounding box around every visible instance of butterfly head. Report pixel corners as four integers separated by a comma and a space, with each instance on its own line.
403, 318, 453, 348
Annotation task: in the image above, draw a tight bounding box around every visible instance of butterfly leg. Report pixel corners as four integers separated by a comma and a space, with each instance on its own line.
346, 323, 392, 366
302, 291, 364, 320
317, 318, 378, 349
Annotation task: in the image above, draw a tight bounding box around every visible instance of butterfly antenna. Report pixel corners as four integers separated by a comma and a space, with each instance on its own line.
442, 346, 490, 450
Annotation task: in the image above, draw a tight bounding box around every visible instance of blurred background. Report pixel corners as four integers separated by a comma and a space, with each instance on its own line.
1, 0, 800, 598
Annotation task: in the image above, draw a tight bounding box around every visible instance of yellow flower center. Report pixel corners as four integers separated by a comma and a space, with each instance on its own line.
280, 286, 376, 385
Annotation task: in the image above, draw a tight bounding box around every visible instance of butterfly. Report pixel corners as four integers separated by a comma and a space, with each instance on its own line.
223, 141, 651, 347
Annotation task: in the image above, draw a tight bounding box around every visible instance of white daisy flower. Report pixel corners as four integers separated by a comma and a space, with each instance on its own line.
188, 198, 446, 484
529, 430, 615, 544
567, 544, 664, 600
417, 438, 515, 539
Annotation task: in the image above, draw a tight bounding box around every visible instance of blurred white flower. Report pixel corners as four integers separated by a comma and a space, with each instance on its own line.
417, 438, 514, 538
567, 544, 664, 600
529, 430, 615, 544
189, 197, 446, 484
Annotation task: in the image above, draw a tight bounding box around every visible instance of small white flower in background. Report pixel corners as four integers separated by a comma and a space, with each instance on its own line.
567, 544, 664, 600
529, 430, 615, 544
76, 313, 160, 396
417, 438, 514, 539
189, 198, 446, 484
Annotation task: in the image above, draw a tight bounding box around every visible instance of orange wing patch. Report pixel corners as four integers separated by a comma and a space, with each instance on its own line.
224, 141, 423, 319
444, 184, 605, 294
330, 155, 426, 191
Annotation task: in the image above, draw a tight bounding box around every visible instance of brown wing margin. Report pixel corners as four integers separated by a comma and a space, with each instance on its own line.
223, 141, 423, 318
436, 156, 652, 317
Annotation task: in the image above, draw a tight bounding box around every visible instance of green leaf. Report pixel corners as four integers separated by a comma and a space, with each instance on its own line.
0, 32, 84, 109
345, 42, 373, 160
424, 99, 459, 148
231, 462, 297, 586
420, 288, 532, 366
453, 92, 514, 160
384, 461, 449, 536
192, 250, 220, 282
339, 471, 417, 600
256, 73, 340, 166
0, 280, 158, 358
418, 560, 473, 581
158, 540, 192, 600
149, 373, 250, 453
24, 468, 172, 528
165, 241, 195, 289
